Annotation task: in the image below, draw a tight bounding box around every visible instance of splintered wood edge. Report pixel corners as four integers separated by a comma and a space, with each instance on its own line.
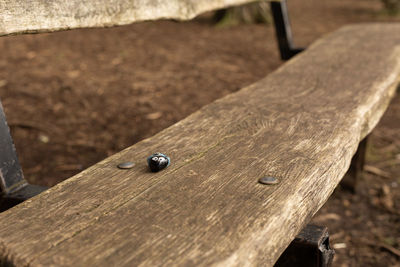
0, 0, 266, 36
0, 24, 398, 267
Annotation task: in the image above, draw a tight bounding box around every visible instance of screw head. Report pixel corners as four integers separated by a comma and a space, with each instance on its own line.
117, 162, 135, 169
259, 176, 279, 185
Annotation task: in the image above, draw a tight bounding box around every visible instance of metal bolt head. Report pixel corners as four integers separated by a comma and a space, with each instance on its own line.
259, 176, 279, 185
117, 162, 135, 169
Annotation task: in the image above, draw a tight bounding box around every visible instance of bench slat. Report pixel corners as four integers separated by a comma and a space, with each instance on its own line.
0, 24, 399, 266
0, 0, 262, 36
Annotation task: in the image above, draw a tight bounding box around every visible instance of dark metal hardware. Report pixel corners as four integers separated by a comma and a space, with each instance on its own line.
117, 162, 136, 169
275, 224, 335, 267
259, 176, 279, 185
0, 184, 47, 212
340, 136, 369, 193
0, 102, 25, 195
0, 101, 47, 212
270, 0, 304, 60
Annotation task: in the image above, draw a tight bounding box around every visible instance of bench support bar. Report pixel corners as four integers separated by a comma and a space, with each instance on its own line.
270, 0, 304, 60
341, 136, 369, 192
275, 224, 335, 267
0, 101, 47, 211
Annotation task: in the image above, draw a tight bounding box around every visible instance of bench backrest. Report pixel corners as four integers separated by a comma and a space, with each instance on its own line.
1, 0, 263, 36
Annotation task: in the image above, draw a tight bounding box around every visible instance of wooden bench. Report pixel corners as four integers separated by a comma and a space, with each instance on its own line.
0, 0, 399, 266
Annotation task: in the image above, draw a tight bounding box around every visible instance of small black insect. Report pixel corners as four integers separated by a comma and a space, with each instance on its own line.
147, 152, 170, 172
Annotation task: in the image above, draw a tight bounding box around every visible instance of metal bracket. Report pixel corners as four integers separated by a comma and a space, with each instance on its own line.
340, 136, 369, 193
270, 0, 304, 60
0, 101, 47, 212
275, 224, 335, 267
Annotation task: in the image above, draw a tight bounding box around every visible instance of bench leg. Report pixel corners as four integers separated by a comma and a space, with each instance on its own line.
0, 100, 47, 212
340, 136, 369, 193
270, 0, 304, 60
274, 224, 335, 267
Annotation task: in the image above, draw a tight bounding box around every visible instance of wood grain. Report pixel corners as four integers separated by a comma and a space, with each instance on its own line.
0, 24, 399, 266
0, 0, 265, 36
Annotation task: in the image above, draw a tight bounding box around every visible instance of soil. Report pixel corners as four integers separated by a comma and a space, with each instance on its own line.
0, 0, 399, 266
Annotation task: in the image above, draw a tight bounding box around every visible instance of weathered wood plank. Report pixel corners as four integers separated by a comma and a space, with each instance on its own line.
0, 0, 263, 36
0, 24, 399, 266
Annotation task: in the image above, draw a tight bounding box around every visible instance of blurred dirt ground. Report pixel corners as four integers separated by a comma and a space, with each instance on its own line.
0, 0, 399, 266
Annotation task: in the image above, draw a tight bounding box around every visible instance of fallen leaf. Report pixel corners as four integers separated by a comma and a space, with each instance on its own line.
146, 112, 162, 120
380, 184, 394, 210
364, 165, 392, 179
111, 58, 123, 65
67, 70, 80, 79
0, 80, 7, 88
333, 243, 347, 249
38, 134, 50, 143
313, 213, 341, 223
26, 51, 36, 59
